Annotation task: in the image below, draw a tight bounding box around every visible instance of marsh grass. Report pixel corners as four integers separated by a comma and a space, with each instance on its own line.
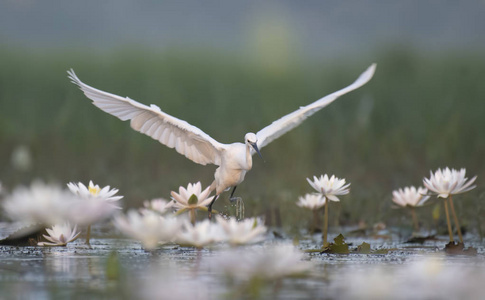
1, 46, 484, 232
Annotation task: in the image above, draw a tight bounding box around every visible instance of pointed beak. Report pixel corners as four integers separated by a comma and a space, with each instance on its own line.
251, 142, 264, 161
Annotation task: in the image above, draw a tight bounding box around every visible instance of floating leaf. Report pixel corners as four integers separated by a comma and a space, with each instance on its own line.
327, 234, 349, 254
356, 242, 371, 254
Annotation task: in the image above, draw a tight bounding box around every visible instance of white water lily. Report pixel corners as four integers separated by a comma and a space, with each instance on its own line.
307, 174, 350, 202
67, 180, 123, 206
296, 193, 326, 210
215, 244, 311, 281
2, 181, 79, 225
175, 219, 223, 248
141, 198, 173, 215
423, 167, 477, 198
114, 210, 183, 250
392, 186, 430, 207
216, 215, 267, 246
38, 223, 81, 246
170, 182, 214, 211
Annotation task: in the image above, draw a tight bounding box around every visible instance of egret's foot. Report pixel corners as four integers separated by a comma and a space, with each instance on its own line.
229, 196, 239, 203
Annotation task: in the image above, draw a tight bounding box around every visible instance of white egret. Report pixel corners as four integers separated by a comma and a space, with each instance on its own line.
68, 63, 376, 218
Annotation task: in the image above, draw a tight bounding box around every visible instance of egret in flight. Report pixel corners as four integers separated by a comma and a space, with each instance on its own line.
68, 63, 376, 218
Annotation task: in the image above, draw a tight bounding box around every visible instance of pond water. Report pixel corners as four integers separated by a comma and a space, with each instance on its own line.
0, 226, 484, 300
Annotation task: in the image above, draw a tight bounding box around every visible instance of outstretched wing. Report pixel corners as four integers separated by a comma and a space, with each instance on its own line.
254, 63, 376, 152
68, 70, 227, 166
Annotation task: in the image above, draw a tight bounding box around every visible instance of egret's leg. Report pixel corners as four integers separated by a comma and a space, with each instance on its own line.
229, 186, 238, 202
208, 194, 219, 220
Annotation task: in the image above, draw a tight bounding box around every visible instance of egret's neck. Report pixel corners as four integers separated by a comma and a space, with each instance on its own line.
245, 144, 253, 170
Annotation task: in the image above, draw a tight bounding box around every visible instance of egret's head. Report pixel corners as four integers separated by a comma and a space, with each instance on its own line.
245, 133, 257, 145
245, 133, 263, 160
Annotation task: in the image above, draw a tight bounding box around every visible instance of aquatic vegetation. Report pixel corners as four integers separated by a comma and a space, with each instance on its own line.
307, 174, 350, 246
37, 222, 81, 246
215, 215, 267, 246
392, 186, 429, 231
113, 210, 182, 250
423, 168, 477, 244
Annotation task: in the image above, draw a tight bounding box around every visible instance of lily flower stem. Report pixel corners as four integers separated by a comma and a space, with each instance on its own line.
189, 209, 196, 225
323, 201, 329, 246
448, 195, 464, 244
410, 207, 420, 232
443, 199, 454, 243
86, 225, 91, 245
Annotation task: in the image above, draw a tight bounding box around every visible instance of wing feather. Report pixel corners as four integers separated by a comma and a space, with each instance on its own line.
254, 64, 376, 152
68, 69, 227, 166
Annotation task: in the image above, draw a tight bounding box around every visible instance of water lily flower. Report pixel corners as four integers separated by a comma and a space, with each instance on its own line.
423, 167, 477, 244
67, 180, 123, 244
296, 193, 326, 210
392, 186, 430, 207
392, 186, 430, 232
215, 244, 311, 281
216, 215, 267, 246
38, 223, 81, 246
171, 182, 215, 224
113, 210, 182, 250
423, 167, 476, 198
296, 193, 327, 234
141, 198, 173, 215
2, 181, 80, 225
307, 174, 350, 202
171, 182, 214, 211
307, 174, 350, 246
67, 180, 123, 206
175, 219, 223, 248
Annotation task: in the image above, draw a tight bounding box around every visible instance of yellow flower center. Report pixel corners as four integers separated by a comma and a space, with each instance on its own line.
89, 185, 100, 196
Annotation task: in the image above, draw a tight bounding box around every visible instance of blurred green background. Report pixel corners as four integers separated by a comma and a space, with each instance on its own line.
1, 1, 484, 234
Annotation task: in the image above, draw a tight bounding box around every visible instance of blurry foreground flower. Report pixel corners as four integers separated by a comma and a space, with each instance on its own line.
38, 223, 81, 246
141, 198, 173, 215
216, 215, 267, 246
175, 219, 222, 249
338, 256, 484, 300
392, 186, 430, 232
423, 168, 477, 244
171, 182, 215, 224
215, 244, 311, 281
114, 210, 182, 250
2, 181, 79, 225
307, 174, 350, 246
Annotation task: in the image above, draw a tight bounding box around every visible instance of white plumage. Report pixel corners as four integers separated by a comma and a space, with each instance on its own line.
68, 63, 376, 212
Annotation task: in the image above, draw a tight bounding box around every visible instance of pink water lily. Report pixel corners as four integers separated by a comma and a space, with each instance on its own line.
38, 223, 81, 246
